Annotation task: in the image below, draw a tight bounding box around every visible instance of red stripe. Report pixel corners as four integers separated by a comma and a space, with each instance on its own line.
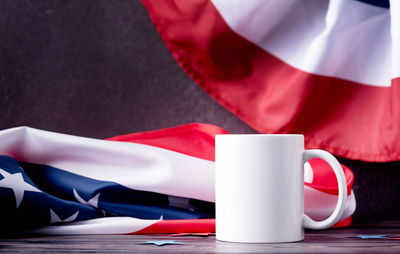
142, 0, 400, 162
130, 219, 215, 234
107, 123, 227, 161
331, 216, 352, 228
307, 158, 354, 195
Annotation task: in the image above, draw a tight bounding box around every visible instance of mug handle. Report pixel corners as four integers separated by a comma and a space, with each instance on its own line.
302, 149, 348, 229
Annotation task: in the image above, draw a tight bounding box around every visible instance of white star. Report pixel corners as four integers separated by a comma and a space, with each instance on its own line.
0, 167, 41, 208
73, 188, 100, 208
50, 209, 79, 224
73, 188, 108, 216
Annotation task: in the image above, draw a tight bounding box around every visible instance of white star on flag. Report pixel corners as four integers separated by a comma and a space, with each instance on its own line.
73, 188, 107, 216
0, 167, 41, 208
73, 188, 100, 208
50, 209, 79, 224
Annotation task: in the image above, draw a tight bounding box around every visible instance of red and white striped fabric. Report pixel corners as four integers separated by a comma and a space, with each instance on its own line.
0, 123, 355, 235
142, 0, 400, 162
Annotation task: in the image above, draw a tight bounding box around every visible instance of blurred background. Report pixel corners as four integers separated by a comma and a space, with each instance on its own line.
1, 0, 399, 223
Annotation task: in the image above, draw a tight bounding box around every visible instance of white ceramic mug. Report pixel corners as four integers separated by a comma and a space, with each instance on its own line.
215, 134, 347, 243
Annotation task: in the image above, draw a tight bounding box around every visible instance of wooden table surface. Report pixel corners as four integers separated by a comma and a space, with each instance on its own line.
2, 221, 400, 253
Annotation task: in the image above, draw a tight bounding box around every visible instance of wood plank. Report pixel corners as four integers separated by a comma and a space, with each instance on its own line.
2, 222, 400, 253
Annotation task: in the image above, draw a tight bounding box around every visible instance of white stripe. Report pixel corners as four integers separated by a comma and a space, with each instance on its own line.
304, 162, 313, 183
212, 0, 397, 87
30, 217, 159, 235
305, 187, 356, 221
0, 127, 215, 202
390, 0, 400, 78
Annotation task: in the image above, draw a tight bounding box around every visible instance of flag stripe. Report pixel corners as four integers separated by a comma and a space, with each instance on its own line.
132, 219, 215, 234
142, 0, 400, 162
107, 123, 228, 161
212, 0, 396, 87
0, 127, 215, 202
109, 126, 354, 196
29, 217, 160, 235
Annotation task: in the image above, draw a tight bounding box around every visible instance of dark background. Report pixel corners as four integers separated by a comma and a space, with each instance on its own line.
1, 0, 399, 223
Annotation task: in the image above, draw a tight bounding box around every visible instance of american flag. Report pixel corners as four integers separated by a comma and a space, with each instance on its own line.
0, 124, 355, 235
142, 0, 400, 162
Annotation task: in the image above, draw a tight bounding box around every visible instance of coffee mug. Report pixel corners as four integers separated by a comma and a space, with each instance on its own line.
215, 134, 347, 243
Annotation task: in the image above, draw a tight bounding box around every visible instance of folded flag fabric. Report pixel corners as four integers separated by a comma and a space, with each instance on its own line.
0, 124, 355, 235
141, 0, 400, 162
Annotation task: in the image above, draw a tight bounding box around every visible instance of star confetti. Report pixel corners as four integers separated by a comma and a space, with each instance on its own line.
350, 234, 387, 239
136, 240, 186, 246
